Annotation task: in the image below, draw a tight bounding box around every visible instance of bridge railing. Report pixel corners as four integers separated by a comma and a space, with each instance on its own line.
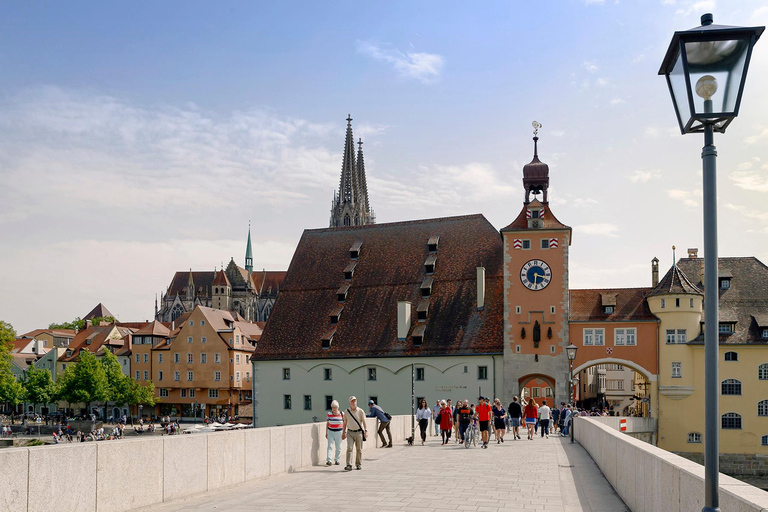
0, 416, 414, 512
574, 416, 768, 511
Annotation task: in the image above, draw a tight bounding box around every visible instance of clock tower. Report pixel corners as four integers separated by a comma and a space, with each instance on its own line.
501, 124, 572, 405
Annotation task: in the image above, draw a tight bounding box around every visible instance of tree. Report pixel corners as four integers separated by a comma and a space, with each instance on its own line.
49, 316, 116, 331
55, 350, 108, 417
21, 365, 55, 414
0, 320, 22, 409
102, 350, 130, 418
125, 380, 156, 419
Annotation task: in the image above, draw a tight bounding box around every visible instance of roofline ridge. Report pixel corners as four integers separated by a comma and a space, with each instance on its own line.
308, 213, 488, 234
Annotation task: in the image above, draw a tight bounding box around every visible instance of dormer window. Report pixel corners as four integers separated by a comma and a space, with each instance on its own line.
343, 261, 357, 280
412, 325, 426, 346
337, 283, 350, 302
600, 293, 616, 315
66, 350, 72, 357
330, 305, 344, 325
427, 236, 439, 253
349, 240, 363, 260
720, 278, 731, 290
604, 306, 614, 314
424, 254, 437, 275
417, 300, 430, 322
420, 277, 434, 298
762, 329, 768, 339
719, 323, 734, 334
321, 329, 336, 349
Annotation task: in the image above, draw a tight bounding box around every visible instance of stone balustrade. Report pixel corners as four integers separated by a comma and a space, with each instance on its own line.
574, 415, 768, 511
0, 415, 415, 512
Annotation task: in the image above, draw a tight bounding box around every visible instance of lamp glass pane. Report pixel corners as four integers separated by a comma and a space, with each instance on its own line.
668, 50, 691, 127
684, 38, 750, 116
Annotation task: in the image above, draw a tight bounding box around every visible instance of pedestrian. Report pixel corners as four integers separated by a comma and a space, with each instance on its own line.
457, 400, 472, 443
562, 405, 572, 436
492, 399, 506, 443
367, 400, 392, 448
476, 396, 492, 448
523, 398, 538, 440
342, 396, 367, 471
552, 404, 561, 434
539, 400, 551, 438
451, 399, 460, 443
432, 400, 441, 437
325, 400, 343, 466
507, 396, 522, 440
437, 400, 452, 445
416, 399, 431, 445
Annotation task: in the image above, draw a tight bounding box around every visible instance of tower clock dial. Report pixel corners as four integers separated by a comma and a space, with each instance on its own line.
520, 259, 552, 291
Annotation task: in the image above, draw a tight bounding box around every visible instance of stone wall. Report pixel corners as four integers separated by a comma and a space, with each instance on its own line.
575, 416, 768, 511
677, 451, 768, 478
0, 415, 414, 512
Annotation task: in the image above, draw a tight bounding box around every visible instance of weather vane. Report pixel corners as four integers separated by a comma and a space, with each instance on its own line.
532, 120, 542, 136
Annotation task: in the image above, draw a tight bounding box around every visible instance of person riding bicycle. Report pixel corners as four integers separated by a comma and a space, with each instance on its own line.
457, 400, 472, 443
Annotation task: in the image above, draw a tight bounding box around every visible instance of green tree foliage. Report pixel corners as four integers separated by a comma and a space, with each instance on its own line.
0, 320, 23, 406
21, 365, 55, 411
102, 350, 130, 407
55, 350, 108, 414
48, 316, 116, 331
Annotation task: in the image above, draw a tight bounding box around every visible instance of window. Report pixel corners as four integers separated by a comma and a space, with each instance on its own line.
187, 336, 193, 343
284, 395, 292, 409
236, 354, 241, 364
143, 353, 148, 363
174, 353, 180, 364
604, 306, 614, 314
722, 412, 742, 429
209, 389, 219, 398
463, 365, 468, 374
516, 345, 521, 353
416, 367, 425, 381
584, 328, 604, 346
584, 329, 594, 346
688, 432, 702, 443
675, 298, 680, 308
174, 371, 180, 381
614, 328, 637, 346
236, 371, 241, 381
187, 371, 193, 381
158, 353, 163, 363
324, 368, 332, 381
516, 306, 521, 314
201, 353, 207, 364
201, 336, 206, 344
532, 387, 540, 397
180, 389, 187, 398
143, 370, 149, 380
135, 354, 140, 363
763, 435, 768, 447
214, 353, 221, 364
522, 240, 531, 249
135, 370, 140, 380
246, 371, 250, 381
672, 362, 682, 378
367, 367, 377, 381
540, 239, 549, 249
724, 351, 738, 362
666, 329, 686, 344
189, 321, 193, 327
759, 400, 768, 417
690, 298, 694, 308
478, 366, 488, 380
661, 299, 666, 309
763, 329, 768, 339
304, 395, 312, 410
187, 353, 193, 363
236, 334, 241, 344
325, 396, 334, 410
719, 323, 733, 333
214, 371, 221, 382
721, 279, 731, 290
158, 371, 163, 381
283, 368, 291, 380
721, 379, 741, 395
190, 389, 195, 398
159, 388, 169, 398
760, 364, 768, 380
550, 306, 556, 314
369, 396, 378, 405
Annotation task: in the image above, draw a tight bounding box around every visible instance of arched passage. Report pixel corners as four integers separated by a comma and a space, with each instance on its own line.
518, 373, 557, 405
570, 358, 656, 416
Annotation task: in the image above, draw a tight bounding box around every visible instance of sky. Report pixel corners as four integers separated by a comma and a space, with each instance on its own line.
1, 1, 767, 334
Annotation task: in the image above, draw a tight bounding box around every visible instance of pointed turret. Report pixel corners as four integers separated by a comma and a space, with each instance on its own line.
330, 115, 375, 227
245, 223, 253, 274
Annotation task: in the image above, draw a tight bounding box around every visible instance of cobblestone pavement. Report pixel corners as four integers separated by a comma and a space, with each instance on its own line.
132, 434, 628, 512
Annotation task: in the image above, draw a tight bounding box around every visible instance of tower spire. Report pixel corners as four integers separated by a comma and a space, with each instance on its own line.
330, 115, 375, 227
245, 222, 253, 274
522, 121, 550, 204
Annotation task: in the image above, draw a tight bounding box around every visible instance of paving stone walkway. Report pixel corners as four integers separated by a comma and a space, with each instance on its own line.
132, 433, 628, 512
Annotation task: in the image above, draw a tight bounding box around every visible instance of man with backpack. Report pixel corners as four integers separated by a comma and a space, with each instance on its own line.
367, 400, 393, 448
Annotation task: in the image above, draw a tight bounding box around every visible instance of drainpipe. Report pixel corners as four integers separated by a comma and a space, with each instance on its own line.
491, 355, 497, 400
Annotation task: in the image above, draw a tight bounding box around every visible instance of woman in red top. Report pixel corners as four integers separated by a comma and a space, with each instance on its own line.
438, 400, 453, 445
523, 398, 538, 440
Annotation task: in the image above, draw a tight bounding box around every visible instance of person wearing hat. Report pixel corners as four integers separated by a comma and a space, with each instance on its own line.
342, 396, 367, 471
475, 396, 492, 448
367, 399, 393, 448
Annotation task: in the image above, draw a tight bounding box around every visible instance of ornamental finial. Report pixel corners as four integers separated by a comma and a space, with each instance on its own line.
532, 120, 542, 136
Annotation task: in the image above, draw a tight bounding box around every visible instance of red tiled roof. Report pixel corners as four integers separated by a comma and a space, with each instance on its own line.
252, 270, 287, 295
166, 271, 216, 298
569, 288, 656, 323
134, 320, 171, 337
83, 303, 115, 320
254, 214, 504, 360
59, 325, 133, 362
212, 269, 231, 287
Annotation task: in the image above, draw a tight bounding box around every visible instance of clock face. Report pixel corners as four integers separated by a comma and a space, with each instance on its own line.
520, 259, 552, 291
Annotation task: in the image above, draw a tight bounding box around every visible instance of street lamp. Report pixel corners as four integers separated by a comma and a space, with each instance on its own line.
659, 14, 763, 512
566, 343, 577, 444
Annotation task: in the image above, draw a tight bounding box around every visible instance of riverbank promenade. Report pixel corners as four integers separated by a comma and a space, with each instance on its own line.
130, 434, 627, 512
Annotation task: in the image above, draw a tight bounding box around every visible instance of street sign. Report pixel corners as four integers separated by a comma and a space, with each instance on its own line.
201, 404, 206, 410
620, 419, 627, 432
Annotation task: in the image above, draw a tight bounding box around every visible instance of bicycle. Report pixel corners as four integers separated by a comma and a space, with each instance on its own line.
464, 419, 479, 448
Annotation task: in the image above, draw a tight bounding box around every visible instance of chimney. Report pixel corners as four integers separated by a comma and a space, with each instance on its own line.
477, 267, 486, 310
397, 301, 412, 341
651, 258, 659, 287
688, 248, 698, 258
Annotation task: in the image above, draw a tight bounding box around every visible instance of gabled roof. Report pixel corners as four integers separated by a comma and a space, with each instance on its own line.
500, 199, 571, 232
252, 270, 287, 295
59, 324, 133, 362
166, 271, 216, 298
83, 303, 115, 320
254, 214, 504, 360
134, 320, 171, 337
569, 288, 656, 322
649, 264, 702, 296
211, 269, 231, 287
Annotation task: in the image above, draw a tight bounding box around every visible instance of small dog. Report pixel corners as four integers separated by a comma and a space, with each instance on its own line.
406, 435, 414, 446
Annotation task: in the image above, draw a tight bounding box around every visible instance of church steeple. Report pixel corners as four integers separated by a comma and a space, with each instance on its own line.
523, 121, 550, 204
330, 115, 375, 227
245, 223, 253, 274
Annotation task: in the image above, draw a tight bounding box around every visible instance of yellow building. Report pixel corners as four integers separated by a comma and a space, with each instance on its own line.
653, 253, 768, 473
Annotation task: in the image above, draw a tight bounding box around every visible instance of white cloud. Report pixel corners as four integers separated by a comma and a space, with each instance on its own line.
610, 97, 626, 106
724, 203, 768, 221
582, 61, 599, 73
551, 130, 566, 137
629, 169, 662, 183
675, 1, 715, 16
753, 6, 768, 20
745, 128, 768, 145
585, 0, 605, 4
595, 78, 609, 87
633, 54, 646, 63
730, 170, 768, 192
667, 188, 701, 208
576, 223, 620, 237
356, 41, 444, 83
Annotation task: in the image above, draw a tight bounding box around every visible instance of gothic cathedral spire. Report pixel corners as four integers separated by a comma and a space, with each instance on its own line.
245, 223, 253, 274
330, 115, 375, 228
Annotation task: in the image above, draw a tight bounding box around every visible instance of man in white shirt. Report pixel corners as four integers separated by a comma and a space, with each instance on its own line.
538, 400, 552, 438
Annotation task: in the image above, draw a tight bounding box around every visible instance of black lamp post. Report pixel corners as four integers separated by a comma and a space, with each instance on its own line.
659, 14, 763, 512
566, 343, 577, 444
